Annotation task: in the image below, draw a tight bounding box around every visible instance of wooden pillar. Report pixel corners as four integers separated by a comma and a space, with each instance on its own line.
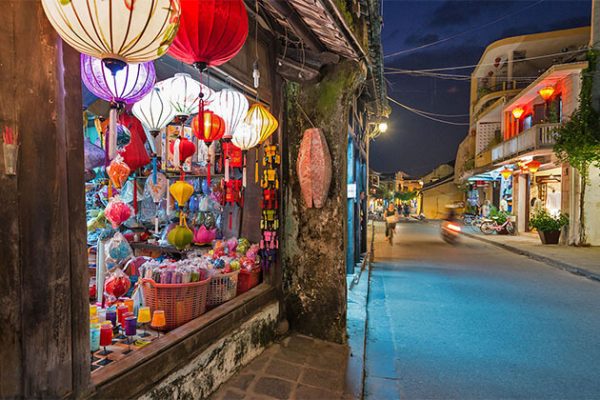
0, 2, 88, 398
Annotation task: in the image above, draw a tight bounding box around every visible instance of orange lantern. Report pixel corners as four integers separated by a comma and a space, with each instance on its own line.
500, 168, 512, 180
192, 111, 225, 184
527, 160, 541, 174
538, 86, 555, 101
511, 107, 525, 119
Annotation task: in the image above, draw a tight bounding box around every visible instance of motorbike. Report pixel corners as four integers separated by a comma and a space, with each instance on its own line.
441, 220, 461, 244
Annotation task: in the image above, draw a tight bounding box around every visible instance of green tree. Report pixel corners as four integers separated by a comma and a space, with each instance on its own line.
554, 50, 600, 244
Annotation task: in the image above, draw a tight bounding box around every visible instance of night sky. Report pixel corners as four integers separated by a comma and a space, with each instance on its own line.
373, 0, 591, 177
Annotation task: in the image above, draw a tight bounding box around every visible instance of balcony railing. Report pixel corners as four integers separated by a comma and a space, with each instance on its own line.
491, 123, 559, 162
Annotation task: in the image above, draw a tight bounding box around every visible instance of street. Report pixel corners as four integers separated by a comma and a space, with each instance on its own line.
366, 222, 600, 400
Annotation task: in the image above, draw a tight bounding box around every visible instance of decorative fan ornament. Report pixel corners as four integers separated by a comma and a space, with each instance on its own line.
42, 0, 181, 74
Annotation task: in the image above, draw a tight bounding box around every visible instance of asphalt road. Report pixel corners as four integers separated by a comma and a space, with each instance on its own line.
365, 222, 600, 400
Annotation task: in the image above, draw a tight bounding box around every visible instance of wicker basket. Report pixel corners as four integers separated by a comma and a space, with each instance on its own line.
207, 271, 240, 307
141, 278, 210, 330
237, 267, 261, 295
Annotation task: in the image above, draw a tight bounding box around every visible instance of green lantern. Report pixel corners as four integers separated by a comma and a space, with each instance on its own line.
168, 225, 193, 250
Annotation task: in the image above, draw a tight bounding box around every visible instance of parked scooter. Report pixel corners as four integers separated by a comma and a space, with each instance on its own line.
441, 220, 461, 244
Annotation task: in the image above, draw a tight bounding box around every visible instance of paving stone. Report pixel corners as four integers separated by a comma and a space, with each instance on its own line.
299, 367, 344, 392
305, 351, 346, 371
295, 384, 341, 400
247, 354, 270, 372
229, 373, 256, 391
252, 377, 294, 400
264, 358, 302, 381
283, 335, 315, 349
273, 346, 308, 365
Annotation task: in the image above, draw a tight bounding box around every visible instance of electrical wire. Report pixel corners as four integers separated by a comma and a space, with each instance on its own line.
387, 96, 470, 126
384, 0, 545, 59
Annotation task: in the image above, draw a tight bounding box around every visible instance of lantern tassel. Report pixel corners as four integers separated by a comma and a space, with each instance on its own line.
173, 138, 181, 170
229, 211, 233, 230
255, 148, 259, 183
207, 161, 211, 186
152, 157, 157, 185
108, 107, 118, 160
242, 152, 247, 188
133, 174, 138, 215
225, 157, 230, 182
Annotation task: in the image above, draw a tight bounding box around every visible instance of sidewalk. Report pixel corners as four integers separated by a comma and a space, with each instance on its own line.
210, 334, 350, 400
462, 227, 600, 281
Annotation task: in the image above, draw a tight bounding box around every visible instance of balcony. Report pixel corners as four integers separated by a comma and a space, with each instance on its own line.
491, 123, 559, 162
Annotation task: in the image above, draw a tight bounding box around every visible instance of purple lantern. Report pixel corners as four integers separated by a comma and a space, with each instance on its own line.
81, 54, 155, 160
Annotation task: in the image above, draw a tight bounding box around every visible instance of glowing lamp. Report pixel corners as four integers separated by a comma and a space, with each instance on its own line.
527, 160, 541, 174
511, 107, 525, 119
192, 111, 225, 145
207, 89, 249, 140
132, 87, 176, 140
245, 104, 279, 144
158, 73, 214, 118
378, 122, 389, 133
500, 168, 512, 180
42, 0, 180, 74
538, 86, 555, 101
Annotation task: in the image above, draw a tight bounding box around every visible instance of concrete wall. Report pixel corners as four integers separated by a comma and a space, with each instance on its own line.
422, 164, 455, 184
137, 301, 279, 400
421, 181, 464, 219
584, 166, 600, 245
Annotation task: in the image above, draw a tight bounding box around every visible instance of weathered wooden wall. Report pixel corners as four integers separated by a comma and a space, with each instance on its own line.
0, 2, 88, 398
281, 60, 365, 343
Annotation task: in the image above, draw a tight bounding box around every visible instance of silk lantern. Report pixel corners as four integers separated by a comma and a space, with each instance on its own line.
42, 0, 181, 73
192, 111, 225, 184
169, 137, 196, 170
511, 107, 525, 119
297, 128, 332, 209
81, 54, 155, 160
527, 160, 541, 174
538, 86, 555, 101
232, 123, 260, 187
118, 113, 147, 144
207, 89, 249, 140
501, 168, 513, 180
168, 224, 193, 250
245, 103, 279, 182
158, 73, 214, 119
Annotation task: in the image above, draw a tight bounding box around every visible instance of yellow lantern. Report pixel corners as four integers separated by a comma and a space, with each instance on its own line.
245, 104, 279, 145
538, 86, 555, 101
169, 181, 194, 206
527, 160, 541, 174
511, 107, 525, 119
500, 168, 512, 180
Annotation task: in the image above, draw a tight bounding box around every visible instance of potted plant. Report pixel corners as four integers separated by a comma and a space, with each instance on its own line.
529, 209, 569, 244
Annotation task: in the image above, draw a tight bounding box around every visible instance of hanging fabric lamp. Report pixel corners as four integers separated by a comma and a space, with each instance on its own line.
500, 168, 513, 180
538, 86, 555, 101
158, 73, 214, 119
81, 54, 155, 161
192, 111, 225, 185
42, 0, 181, 74
511, 107, 525, 119
527, 160, 541, 174
245, 103, 278, 182
168, 0, 248, 70
232, 123, 260, 187
169, 137, 196, 170
207, 89, 249, 140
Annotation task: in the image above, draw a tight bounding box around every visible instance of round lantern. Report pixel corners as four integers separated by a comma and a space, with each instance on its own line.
158, 73, 214, 118
207, 89, 249, 139
511, 107, 525, 119
231, 123, 260, 187
192, 111, 225, 145
168, 225, 193, 250
168, 0, 248, 70
132, 86, 175, 140
527, 160, 541, 174
169, 137, 196, 169
169, 181, 194, 206
538, 86, 555, 101
82, 54, 155, 160
245, 103, 279, 144
42, 0, 181, 73
500, 168, 513, 180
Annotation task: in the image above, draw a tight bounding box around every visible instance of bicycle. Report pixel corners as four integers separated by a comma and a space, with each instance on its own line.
480, 217, 515, 235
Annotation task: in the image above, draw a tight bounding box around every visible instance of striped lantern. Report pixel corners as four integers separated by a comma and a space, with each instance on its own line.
41, 0, 181, 73
245, 103, 279, 182
231, 123, 260, 187
207, 89, 249, 140
158, 73, 214, 118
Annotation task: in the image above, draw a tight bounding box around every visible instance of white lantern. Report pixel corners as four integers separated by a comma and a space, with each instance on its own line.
158, 73, 214, 118
132, 86, 176, 154
41, 0, 181, 73
207, 89, 249, 139
231, 123, 260, 187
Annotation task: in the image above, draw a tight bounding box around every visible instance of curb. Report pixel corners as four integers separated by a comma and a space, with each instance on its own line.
463, 232, 600, 283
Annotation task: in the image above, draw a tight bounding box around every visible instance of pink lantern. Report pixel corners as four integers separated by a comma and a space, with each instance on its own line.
105, 196, 132, 228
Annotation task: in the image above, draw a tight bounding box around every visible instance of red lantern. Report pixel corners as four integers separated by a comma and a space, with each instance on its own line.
527, 160, 541, 174
119, 112, 147, 144
168, 0, 249, 69
222, 142, 243, 168
169, 137, 196, 168
119, 124, 150, 171
192, 111, 225, 145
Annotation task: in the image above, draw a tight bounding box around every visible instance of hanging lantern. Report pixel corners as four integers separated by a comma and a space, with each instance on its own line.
232, 123, 260, 187
192, 111, 225, 185
246, 104, 279, 144
119, 124, 150, 171
158, 73, 214, 119
132, 86, 176, 142
81, 54, 155, 160
527, 160, 541, 174
168, 0, 248, 70
538, 86, 555, 101
168, 225, 193, 250
42, 0, 181, 74
221, 141, 243, 182
118, 113, 147, 144
511, 107, 525, 119
169, 137, 196, 170
500, 168, 513, 180
207, 89, 249, 139
169, 181, 194, 206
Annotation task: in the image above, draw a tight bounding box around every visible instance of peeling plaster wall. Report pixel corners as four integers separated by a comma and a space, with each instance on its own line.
584, 166, 600, 245
137, 301, 279, 400
282, 61, 365, 343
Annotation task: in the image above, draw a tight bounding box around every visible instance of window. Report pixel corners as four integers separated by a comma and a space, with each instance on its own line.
523, 114, 533, 131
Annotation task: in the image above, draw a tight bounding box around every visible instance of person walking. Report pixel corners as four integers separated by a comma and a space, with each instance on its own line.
385, 203, 399, 245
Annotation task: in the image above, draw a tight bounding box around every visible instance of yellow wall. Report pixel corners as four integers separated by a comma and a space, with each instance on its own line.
421, 181, 464, 219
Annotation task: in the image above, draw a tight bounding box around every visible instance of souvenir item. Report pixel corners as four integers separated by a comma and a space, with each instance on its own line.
297, 128, 332, 209
105, 196, 132, 228
107, 156, 131, 189
104, 268, 131, 300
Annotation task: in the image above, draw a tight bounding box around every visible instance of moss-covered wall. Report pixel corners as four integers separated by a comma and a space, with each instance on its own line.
281, 61, 365, 343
